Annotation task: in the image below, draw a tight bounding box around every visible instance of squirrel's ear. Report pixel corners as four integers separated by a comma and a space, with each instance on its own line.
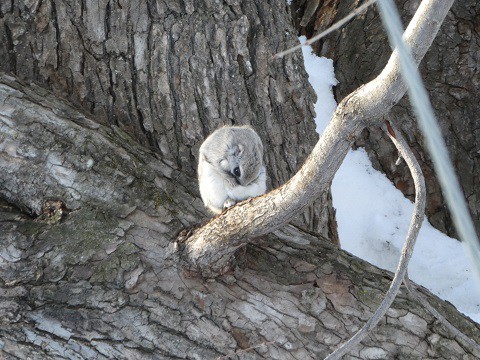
234, 144, 244, 157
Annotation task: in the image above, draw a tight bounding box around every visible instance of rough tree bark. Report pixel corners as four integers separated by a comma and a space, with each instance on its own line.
294, 0, 480, 238
0, 0, 337, 242
1, 1, 480, 359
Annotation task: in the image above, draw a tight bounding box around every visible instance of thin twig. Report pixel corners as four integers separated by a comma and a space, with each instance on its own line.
404, 275, 480, 353
274, 0, 378, 59
325, 121, 426, 359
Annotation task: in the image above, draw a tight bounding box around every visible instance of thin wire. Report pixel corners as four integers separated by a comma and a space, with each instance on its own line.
377, 0, 480, 282
274, 0, 378, 59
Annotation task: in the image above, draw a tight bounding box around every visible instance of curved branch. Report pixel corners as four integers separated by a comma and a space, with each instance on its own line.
325, 121, 425, 359
1, 75, 478, 360
378, 0, 480, 281
182, 0, 455, 277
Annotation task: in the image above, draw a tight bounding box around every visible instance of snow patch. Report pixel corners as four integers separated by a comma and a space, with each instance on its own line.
300, 36, 338, 135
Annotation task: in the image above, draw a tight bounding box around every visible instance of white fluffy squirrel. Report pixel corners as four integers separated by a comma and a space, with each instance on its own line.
198, 126, 267, 214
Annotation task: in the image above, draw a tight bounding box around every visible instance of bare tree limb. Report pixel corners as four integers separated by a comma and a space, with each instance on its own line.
1, 1, 480, 358
325, 120, 425, 359
1, 71, 479, 360
0, 75, 200, 223
182, 0, 455, 277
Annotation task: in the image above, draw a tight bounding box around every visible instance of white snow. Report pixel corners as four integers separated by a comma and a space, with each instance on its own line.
300, 36, 480, 324
300, 41, 338, 135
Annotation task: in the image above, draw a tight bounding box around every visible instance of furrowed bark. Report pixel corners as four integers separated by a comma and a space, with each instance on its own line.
184, 0, 455, 277
0, 74, 194, 221
404, 276, 480, 353
2, 0, 479, 358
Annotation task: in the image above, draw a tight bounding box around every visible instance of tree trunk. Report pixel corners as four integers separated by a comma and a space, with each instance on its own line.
294, 0, 480, 239
1, 1, 480, 359
0, 0, 337, 243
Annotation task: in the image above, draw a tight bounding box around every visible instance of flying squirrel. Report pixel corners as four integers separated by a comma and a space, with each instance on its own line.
198, 126, 267, 214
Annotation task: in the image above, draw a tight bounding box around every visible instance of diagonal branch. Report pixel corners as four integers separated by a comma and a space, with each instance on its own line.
182, 0, 455, 277
325, 120, 426, 359
377, 0, 480, 281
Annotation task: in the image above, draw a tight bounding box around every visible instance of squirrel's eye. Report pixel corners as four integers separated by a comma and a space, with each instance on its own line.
233, 167, 241, 177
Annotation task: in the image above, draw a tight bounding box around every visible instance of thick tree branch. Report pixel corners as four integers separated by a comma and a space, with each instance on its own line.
0, 75, 195, 221
183, 0, 455, 277
2, 1, 480, 358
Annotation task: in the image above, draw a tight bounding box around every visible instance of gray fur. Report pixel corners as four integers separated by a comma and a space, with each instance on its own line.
198, 126, 267, 213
